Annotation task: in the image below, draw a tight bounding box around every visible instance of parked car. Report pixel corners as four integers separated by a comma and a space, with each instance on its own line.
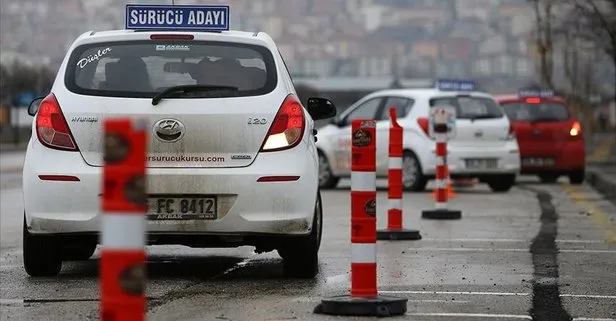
495, 89, 585, 184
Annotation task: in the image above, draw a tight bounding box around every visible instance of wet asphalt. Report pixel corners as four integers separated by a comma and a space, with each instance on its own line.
1, 151, 615, 321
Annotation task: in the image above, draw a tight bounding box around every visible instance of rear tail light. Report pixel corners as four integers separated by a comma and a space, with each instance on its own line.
417, 118, 430, 137
35, 94, 79, 151
260, 95, 305, 152
525, 97, 541, 104
569, 121, 582, 138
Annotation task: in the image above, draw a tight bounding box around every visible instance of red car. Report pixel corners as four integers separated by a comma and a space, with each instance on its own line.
495, 92, 585, 184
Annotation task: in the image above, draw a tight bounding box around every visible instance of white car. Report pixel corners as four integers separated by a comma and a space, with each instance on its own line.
22, 24, 336, 278
316, 88, 520, 192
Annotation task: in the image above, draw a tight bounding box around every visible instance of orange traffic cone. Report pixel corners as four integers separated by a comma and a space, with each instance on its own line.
431, 167, 457, 199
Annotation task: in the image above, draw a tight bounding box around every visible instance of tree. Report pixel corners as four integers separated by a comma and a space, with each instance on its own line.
0, 60, 56, 105
570, 0, 616, 93
529, 0, 556, 88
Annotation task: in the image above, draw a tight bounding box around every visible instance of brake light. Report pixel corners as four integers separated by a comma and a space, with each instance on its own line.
525, 98, 541, 104
417, 118, 430, 136
260, 95, 305, 152
150, 34, 194, 40
569, 121, 582, 137
35, 94, 78, 151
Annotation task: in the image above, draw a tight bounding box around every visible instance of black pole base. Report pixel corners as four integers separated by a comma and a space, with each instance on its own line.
314, 295, 407, 317
376, 228, 422, 240
421, 209, 462, 220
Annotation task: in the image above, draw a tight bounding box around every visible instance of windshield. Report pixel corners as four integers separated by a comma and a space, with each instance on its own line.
65, 41, 277, 98
501, 101, 570, 122
430, 96, 504, 120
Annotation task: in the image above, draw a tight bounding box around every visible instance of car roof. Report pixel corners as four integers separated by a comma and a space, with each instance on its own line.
71, 29, 274, 47
366, 88, 495, 100
494, 94, 568, 104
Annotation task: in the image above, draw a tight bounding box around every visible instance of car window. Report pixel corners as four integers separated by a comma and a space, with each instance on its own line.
342, 98, 383, 126
379, 97, 413, 120
430, 96, 504, 120
501, 102, 570, 122
65, 41, 277, 99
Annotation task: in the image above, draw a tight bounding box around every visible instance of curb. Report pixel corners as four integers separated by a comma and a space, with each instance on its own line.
0, 167, 22, 174
587, 168, 616, 203
0, 145, 28, 153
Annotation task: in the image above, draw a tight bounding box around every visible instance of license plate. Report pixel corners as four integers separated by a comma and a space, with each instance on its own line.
522, 158, 555, 166
147, 196, 217, 220
465, 158, 498, 170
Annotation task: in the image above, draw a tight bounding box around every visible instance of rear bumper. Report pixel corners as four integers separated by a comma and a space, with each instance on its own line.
23, 139, 319, 237
421, 141, 520, 176
519, 140, 585, 174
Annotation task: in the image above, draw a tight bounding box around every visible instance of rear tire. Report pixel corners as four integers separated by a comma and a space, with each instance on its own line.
317, 150, 340, 189
23, 215, 62, 277
402, 151, 428, 192
62, 243, 97, 261
569, 169, 585, 185
486, 174, 516, 193
538, 174, 559, 184
279, 190, 322, 279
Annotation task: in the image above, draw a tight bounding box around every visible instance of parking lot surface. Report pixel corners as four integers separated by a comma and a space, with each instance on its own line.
1, 151, 615, 321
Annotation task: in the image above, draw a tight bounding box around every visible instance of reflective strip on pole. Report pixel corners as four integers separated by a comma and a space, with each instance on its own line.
350, 119, 377, 298
101, 214, 146, 250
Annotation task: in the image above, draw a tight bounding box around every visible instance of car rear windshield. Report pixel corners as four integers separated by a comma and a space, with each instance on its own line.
65, 40, 277, 98
501, 101, 570, 122
429, 96, 504, 120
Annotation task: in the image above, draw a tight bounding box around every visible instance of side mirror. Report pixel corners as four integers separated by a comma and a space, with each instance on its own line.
306, 97, 337, 121
28, 97, 44, 116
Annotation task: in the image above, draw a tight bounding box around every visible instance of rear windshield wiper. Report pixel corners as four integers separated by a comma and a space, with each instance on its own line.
465, 114, 502, 122
530, 117, 561, 123
152, 84, 239, 105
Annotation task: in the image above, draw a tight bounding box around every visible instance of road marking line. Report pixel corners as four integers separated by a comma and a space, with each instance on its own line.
420, 238, 605, 244
325, 274, 348, 284
380, 291, 529, 296
405, 247, 616, 254
381, 291, 616, 299
405, 312, 531, 319
406, 299, 469, 303
562, 184, 616, 244
587, 139, 614, 162
561, 294, 616, 299
0, 299, 23, 306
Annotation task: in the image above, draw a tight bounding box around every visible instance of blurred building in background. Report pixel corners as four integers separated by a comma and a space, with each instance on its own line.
0, 0, 614, 126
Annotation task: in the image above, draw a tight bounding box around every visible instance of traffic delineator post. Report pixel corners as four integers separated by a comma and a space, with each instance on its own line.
377, 108, 421, 241
314, 119, 407, 317
422, 127, 462, 220
430, 166, 457, 199
100, 118, 148, 321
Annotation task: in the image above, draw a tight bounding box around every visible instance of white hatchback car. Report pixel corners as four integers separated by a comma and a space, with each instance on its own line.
23, 27, 336, 278
316, 88, 520, 192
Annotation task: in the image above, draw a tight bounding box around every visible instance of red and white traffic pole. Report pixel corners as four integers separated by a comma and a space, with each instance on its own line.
315, 119, 407, 317
100, 118, 148, 321
377, 108, 421, 240
422, 107, 461, 220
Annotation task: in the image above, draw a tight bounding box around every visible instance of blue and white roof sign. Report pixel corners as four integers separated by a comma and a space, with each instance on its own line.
518, 88, 554, 98
436, 79, 476, 91
125, 4, 229, 31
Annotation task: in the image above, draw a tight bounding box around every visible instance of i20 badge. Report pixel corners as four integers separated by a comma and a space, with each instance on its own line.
153, 119, 185, 143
